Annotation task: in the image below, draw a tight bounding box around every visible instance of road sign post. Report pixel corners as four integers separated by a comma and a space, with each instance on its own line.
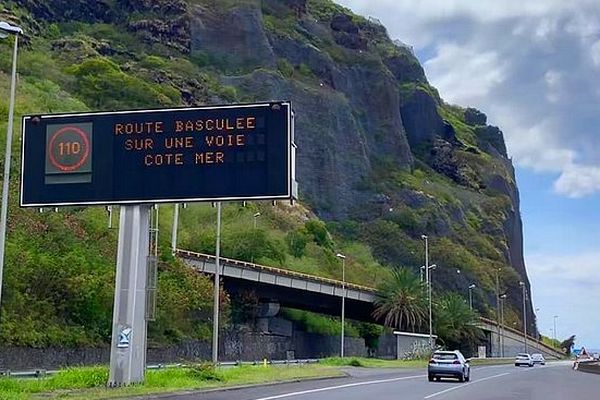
108, 205, 150, 386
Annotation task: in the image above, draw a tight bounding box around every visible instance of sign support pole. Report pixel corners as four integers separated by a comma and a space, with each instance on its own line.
108, 205, 150, 386
212, 202, 222, 364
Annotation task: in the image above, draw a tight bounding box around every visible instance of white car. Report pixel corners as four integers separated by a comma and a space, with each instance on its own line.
515, 353, 534, 367
531, 353, 545, 365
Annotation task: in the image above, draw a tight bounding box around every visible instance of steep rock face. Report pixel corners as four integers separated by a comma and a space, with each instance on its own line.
6, 0, 536, 334
190, 3, 276, 70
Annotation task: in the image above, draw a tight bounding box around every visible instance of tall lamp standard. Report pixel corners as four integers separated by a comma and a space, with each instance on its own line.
499, 293, 507, 357
336, 253, 346, 358
0, 21, 23, 315
468, 284, 476, 310
421, 234, 435, 349
519, 281, 528, 353
553, 315, 559, 343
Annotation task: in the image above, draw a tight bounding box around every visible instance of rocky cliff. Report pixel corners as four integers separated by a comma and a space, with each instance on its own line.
1, 0, 536, 339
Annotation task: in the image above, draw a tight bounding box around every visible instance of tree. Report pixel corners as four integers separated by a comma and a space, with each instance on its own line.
434, 293, 484, 355
560, 335, 576, 356
372, 267, 426, 331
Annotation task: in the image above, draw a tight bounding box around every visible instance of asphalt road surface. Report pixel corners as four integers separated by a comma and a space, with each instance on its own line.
156, 361, 600, 400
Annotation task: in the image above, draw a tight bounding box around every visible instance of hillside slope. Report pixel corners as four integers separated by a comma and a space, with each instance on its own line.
0, 0, 536, 345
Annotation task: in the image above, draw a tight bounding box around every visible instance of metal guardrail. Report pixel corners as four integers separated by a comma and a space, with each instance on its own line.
0, 359, 322, 379
176, 249, 377, 294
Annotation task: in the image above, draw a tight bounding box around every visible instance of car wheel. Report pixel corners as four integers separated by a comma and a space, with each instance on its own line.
529, 363, 534, 367
515, 363, 519, 367
465, 372, 470, 382
458, 373, 465, 383
428, 374, 434, 382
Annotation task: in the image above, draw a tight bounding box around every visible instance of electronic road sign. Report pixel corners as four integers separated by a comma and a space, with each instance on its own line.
21, 102, 295, 206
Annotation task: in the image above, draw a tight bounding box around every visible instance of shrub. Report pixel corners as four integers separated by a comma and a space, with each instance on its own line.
286, 229, 309, 258
277, 58, 294, 78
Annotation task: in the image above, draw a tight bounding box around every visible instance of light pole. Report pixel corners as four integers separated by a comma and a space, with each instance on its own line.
468, 284, 476, 310
421, 234, 434, 349
500, 293, 507, 357
336, 253, 346, 358
0, 21, 23, 316
171, 203, 180, 254
253, 212, 261, 229
553, 315, 559, 343
495, 268, 502, 357
420, 266, 425, 283
519, 281, 528, 353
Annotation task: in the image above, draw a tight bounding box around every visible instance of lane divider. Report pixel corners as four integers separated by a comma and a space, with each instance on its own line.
252, 374, 425, 400
423, 372, 510, 399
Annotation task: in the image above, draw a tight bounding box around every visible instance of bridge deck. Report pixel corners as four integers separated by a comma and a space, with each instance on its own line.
176, 249, 377, 303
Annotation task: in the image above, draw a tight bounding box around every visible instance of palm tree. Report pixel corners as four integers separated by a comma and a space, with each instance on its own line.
434, 293, 484, 353
372, 267, 427, 331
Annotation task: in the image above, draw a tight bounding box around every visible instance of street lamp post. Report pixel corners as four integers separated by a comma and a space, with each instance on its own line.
171, 203, 180, 254
500, 293, 507, 357
421, 235, 435, 349
519, 281, 528, 353
0, 21, 23, 316
336, 253, 346, 358
553, 315, 559, 343
468, 284, 476, 310
495, 268, 502, 357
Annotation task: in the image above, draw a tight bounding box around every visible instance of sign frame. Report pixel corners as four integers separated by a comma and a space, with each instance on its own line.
20, 101, 295, 207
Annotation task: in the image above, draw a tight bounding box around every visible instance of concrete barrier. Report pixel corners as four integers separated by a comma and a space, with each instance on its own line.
575, 361, 600, 374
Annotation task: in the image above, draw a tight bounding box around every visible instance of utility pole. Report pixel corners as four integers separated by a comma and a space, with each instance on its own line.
500, 293, 507, 357
171, 204, 179, 254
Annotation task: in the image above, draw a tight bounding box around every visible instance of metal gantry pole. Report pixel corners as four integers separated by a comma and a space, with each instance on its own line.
0, 31, 20, 312
171, 203, 179, 254
212, 202, 222, 364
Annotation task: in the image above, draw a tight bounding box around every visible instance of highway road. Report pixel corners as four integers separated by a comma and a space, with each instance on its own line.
158, 361, 599, 400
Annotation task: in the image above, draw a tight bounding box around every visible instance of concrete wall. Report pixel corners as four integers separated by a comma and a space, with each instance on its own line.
0, 326, 396, 370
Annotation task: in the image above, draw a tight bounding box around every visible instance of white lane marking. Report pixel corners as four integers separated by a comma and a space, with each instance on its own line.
423, 372, 510, 399
252, 374, 425, 400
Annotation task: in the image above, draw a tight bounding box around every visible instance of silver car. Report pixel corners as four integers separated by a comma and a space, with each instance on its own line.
515, 353, 534, 367
428, 350, 471, 382
531, 353, 545, 365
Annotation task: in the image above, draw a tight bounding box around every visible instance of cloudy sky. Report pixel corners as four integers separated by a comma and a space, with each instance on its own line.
337, 0, 600, 349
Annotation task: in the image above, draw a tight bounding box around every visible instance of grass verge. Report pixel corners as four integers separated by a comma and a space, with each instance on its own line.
321, 357, 427, 369
0, 364, 344, 400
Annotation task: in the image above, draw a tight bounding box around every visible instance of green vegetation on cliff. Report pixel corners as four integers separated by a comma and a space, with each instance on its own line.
0, 0, 535, 347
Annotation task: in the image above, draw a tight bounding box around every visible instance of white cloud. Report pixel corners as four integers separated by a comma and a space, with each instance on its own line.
424, 44, 506, 104
554, 164, 600, 197
527, 251, 600, 345
590, 40, 600, 66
